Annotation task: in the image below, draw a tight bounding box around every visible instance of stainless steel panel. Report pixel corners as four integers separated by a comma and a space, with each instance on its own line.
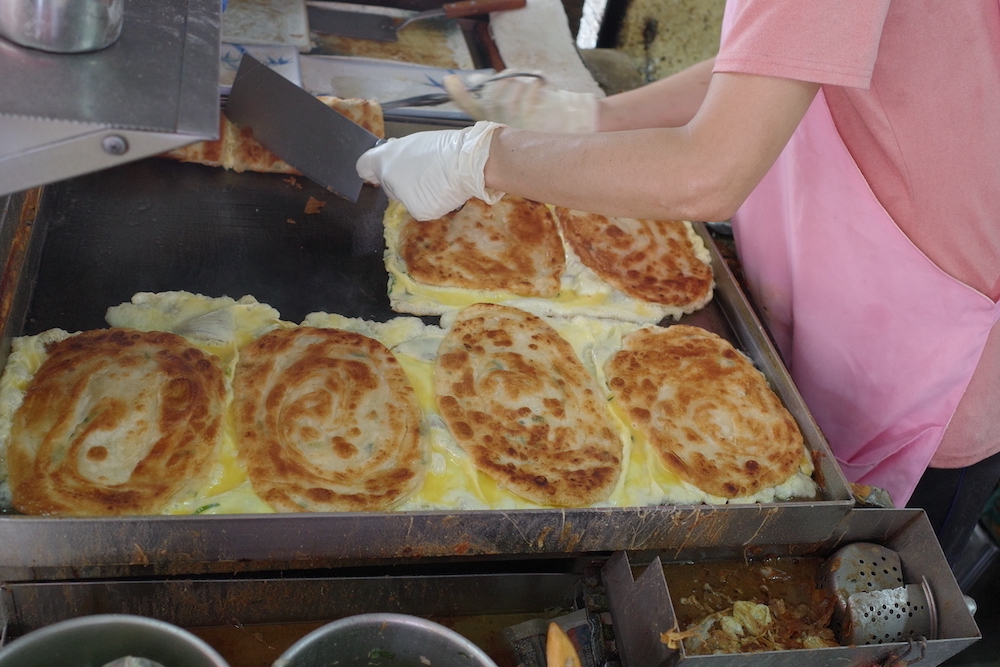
0, 0, 219, 132
1, 569, 584, 637
0, 0, 220, 197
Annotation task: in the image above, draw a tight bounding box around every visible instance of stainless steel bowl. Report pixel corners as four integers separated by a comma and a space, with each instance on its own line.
0, 614, 230, 667
0, 0, 124, 53
274, 613, 500, 667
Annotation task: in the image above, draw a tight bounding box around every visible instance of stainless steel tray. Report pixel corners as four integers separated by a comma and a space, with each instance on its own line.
0, 142, 852, 582
605, 509, 980, 667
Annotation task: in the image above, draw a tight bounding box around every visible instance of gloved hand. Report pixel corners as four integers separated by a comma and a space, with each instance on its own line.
443, 70, 598, 134
356, 120, 506, 221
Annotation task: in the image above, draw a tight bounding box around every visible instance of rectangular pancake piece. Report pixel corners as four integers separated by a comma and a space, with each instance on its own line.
382, 199, 715, 324
162, 96, 385, 174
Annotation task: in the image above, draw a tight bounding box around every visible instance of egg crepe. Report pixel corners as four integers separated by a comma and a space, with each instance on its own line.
232, 326, 428, 512
433, 303, 623, 507
106, 292, 285, 514
0, 292, 818, 515
605, 325, 805, 499
398, 196, 565, 298
163, 96, 385, 174
6, 328, 227, 515
382, 199, 714, 324
554, 208, 714, 313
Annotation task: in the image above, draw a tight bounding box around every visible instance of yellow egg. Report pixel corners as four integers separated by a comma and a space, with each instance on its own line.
0, 292, 818, 515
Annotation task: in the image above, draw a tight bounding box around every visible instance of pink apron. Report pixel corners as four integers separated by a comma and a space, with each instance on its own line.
730, 83, 1000, 506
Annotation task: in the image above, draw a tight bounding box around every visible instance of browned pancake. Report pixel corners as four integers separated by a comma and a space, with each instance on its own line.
434, 303, 622, 506
604, 325, 804, 498
398, 197, 565, 297
7, 328, 226, 515
233, 326, 427, 512
554, 208, 713, 310
164, 97, 385, 173
310, 23, 462, 68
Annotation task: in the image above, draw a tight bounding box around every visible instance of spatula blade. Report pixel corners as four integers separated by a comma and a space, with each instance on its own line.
224, 53, 381, 203
307, 5, 399, 42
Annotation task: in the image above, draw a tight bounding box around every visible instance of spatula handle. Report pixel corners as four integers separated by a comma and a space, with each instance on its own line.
442, 0, 527, 19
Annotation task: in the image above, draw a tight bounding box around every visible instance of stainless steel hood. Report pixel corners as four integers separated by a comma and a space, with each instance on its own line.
0, 0, 221, 198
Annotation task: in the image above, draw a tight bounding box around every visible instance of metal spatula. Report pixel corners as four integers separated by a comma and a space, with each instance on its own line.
817, 542, 938, 645
307, 0, 525, 43
224, 53, 384, 203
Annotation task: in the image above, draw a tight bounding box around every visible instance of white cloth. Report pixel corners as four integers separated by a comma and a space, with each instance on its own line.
487, 0, 604, 97
444, 71, 598, 133
355, 121, 506, 221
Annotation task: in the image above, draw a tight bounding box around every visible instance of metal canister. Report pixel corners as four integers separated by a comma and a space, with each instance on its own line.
274, 613, 500, 667
0, 615, 230, 667
0, 0, 124, 53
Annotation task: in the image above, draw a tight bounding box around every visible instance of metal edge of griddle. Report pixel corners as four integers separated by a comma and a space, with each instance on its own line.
0, 189, 47, 386
0, 567, 586, 641
690, 223, 854, 505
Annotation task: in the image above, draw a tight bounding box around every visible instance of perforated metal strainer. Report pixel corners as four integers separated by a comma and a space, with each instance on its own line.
817, 542, 938, 646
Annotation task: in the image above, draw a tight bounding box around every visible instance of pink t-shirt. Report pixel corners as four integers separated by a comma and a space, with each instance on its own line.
714, 0, 1000, 468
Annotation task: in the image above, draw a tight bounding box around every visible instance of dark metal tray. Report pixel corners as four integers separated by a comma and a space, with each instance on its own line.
0, 144, 852, 582
606, 509, 980, 667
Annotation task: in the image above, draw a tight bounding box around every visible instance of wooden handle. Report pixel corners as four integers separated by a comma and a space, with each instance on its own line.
442, 0, 526, 19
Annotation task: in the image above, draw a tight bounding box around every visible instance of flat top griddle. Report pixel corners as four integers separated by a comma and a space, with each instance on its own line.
0, 154, 853, 582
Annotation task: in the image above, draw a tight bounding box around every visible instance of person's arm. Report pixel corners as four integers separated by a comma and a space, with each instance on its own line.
443, 58, 716, 134
597, 58, 716, 131
484, 72, 819, 222
357, 70, 819, 222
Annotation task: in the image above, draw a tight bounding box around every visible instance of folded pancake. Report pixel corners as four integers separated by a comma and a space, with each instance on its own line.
233, 326, 427, 512
398, 196, 565, 298
604, 325, 804, 499
163, 96, 385, 173
434, 303, 623, 507
7, 328, 226, 515
554, 208, 713, 313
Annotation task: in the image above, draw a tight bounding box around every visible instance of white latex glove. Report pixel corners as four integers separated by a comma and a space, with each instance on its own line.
356, 120, 506, 221
443, 70, 598, 134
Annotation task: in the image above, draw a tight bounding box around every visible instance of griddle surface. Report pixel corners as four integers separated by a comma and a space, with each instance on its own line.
26, 158, 392, 334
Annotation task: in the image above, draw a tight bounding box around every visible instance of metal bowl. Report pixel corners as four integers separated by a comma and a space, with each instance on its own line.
0, 0, 124, 53
0, 614, 230, 667
274, 613, 499, 667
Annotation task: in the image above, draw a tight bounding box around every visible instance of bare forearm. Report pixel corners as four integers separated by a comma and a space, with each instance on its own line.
484, 72, 819, 222
483, 126, 724, 221
597, 58, 716, 131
